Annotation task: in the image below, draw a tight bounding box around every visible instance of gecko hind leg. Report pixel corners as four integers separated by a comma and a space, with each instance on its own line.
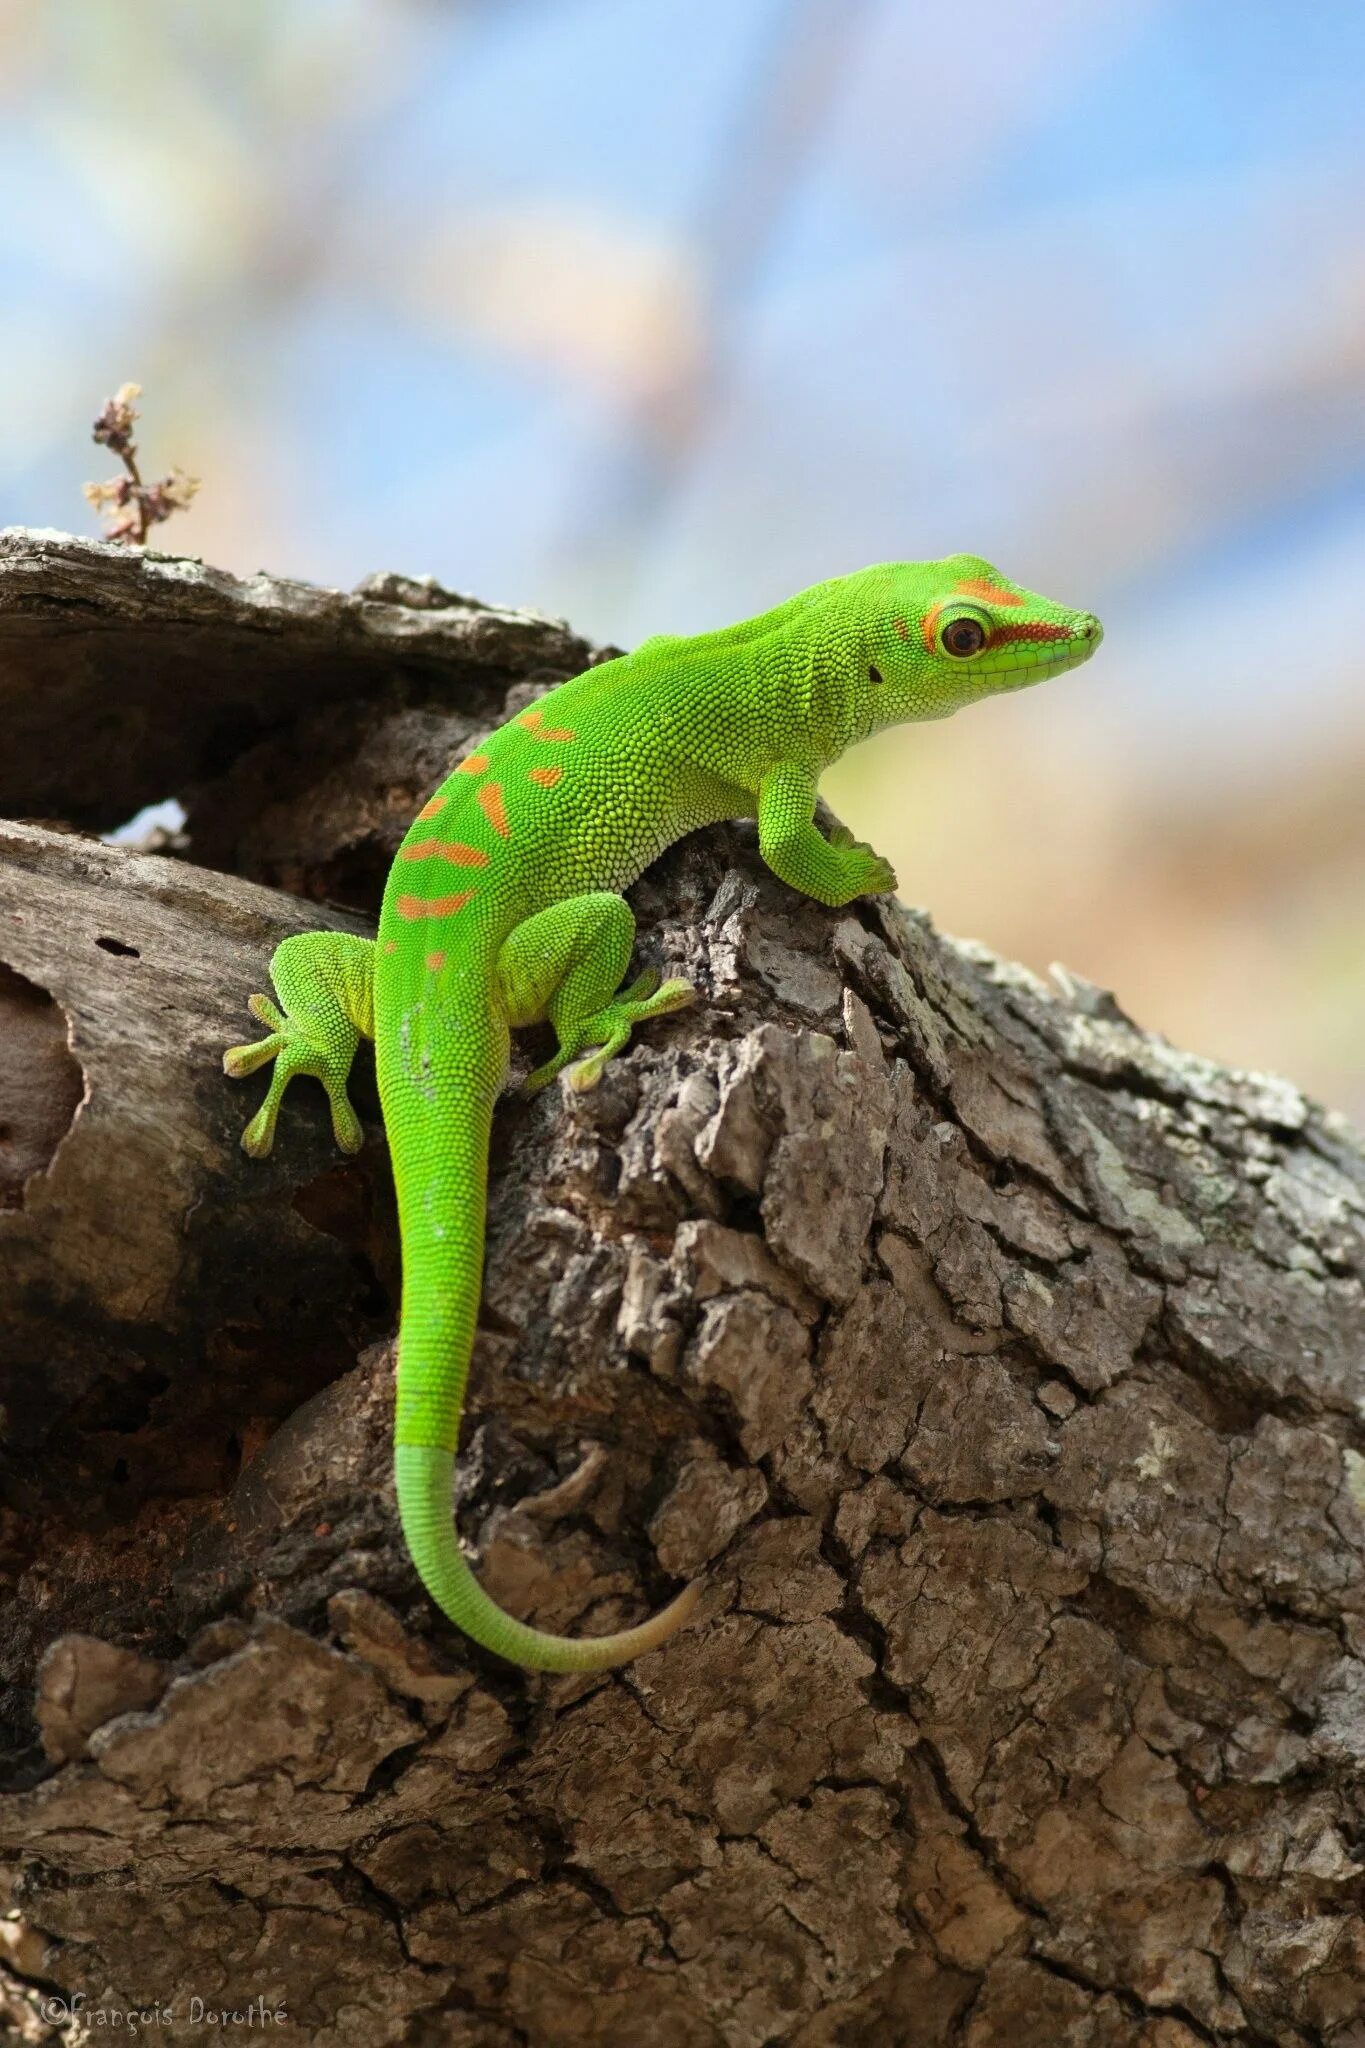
224, 930, 375, 1158
499, 894, 695, 1097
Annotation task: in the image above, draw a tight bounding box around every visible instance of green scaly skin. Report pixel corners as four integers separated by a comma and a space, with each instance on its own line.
225, 556, 1101, 1672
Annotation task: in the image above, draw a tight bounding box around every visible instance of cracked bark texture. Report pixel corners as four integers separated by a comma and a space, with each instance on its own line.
1, 531, 1364, 2047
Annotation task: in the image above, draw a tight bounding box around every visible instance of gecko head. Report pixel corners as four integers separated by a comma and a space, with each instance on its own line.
853, 556, 1102, 731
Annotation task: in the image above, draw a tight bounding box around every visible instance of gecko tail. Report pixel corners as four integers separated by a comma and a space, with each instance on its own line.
384, 1024, 697, 1672
395, 1443, 701, 1672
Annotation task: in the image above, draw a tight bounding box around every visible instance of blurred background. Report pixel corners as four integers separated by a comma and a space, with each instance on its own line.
1, 0, 1363, 1117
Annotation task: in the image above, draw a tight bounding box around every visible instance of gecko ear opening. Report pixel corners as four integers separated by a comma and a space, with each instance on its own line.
868, 664, 883, 684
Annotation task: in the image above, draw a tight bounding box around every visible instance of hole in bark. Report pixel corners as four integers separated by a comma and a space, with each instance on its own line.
292, 1164, 372, 1247
306, 842, 392, 914
350, 1257, 390, 1320
95, 935, 140, 958
0, 965, 85, 1210
70, 1366, 171, 1436
361, 1740, 427, 1801
291, 1174, 391, 1320
725, 1189, 765, 1236
199, 710, 269, 780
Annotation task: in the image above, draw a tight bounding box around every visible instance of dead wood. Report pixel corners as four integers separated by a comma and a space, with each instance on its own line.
0, 531, 1362, 2048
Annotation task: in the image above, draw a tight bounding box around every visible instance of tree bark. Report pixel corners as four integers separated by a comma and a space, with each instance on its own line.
1, 532, 1362, 2047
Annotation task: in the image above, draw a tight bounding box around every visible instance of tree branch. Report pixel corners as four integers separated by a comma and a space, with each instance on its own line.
0, 532, 1361, 2047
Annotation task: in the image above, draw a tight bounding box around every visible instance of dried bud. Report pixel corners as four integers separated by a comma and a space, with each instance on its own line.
136, 471, 202, 529
161, 468, 201, 512
82, 476, 134, 511
84, 382, 198, 546
91, 381, 142, 456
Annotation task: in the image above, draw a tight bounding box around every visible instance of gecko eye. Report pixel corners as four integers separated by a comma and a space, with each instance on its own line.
868, 664, 883, 684
942, 617, 986, 658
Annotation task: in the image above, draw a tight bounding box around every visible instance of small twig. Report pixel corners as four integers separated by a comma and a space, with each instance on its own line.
84, 383, 200, 546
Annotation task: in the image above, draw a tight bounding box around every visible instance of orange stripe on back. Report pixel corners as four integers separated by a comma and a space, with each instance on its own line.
416, 795, 445, 820
956, 577, 1024, 607
425, 949, 446, 972
476, 781, 509, 837
518, 705, 576, 742
457, 752, 490, 776
396, 891, 476, 920
528, 765, 563, 789
401, 838, 490, 867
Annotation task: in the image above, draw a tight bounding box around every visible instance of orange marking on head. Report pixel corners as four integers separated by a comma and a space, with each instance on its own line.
922, 601, 944, 653
528, 765, 563, 789
416, 795, 445, 820
476, 781, 509, 837
425, 949, 446, 972
457, 752, 490, 776
401, 838, 490, 867
518, 707, 543, 730
893, 616, 910, 641
955, 577, 1023, 607
383, 939, 398, 954
396, 891, 476, 920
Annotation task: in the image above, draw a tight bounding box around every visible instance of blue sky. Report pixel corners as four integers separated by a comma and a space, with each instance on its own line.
1, 0, 1363, 767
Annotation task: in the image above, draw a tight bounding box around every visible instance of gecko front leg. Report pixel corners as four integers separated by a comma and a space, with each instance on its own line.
757, 760, 897, 906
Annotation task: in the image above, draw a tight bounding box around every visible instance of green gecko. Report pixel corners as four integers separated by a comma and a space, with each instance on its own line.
225, 557, 1101, 1672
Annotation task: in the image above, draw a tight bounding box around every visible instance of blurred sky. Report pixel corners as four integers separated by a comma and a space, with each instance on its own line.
2, 0, 1363, 1113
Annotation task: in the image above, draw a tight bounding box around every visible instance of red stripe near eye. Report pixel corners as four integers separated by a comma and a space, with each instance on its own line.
987, 621, 1072, 647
